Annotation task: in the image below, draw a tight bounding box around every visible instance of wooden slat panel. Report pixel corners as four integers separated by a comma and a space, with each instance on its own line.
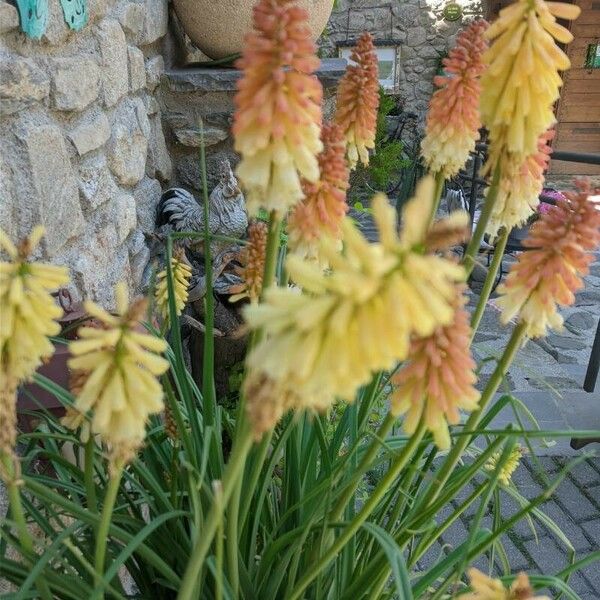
562, 78, 600, 92
559, 92, 600, 106
576, 8, 600, 22
570, 23, 600, 36
553, 139, 600, 152
554, 122, 600, 142
563, 68, 600, 80
560, 101, 600, 121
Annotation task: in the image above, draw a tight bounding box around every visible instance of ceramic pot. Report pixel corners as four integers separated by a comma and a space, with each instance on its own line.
173, 0, 334, 61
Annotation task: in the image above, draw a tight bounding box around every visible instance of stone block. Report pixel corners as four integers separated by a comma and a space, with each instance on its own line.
407, 27, 427, 47
128, 46, 146, 92
0, 1, 19, 33
78, 154, 120, 210
88, 0, 115, 23
0, 56, 49, 116
69, 111, 110, 156
96, 18, 128, 107
115, 193, 137, 242
117, 2, 145, 38
134, 176, 161, 233
50, 58, 100, 112
106, 97, 149, 186
144, 95, 160, 115
146, 114, 172, 182
145, 55, 164, 91
72, 225, 131, 307
170, 118, 229, 148
20, 124, 83, 255
0, 151, 17, 240
128, 229, 151, 289
139, 0, 168, 45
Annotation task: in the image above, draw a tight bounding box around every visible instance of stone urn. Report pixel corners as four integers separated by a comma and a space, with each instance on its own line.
173, 0, 335, 61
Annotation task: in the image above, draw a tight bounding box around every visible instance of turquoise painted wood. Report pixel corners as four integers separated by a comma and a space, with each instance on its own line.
59, 0, 88, 31
15, 0, 49, 39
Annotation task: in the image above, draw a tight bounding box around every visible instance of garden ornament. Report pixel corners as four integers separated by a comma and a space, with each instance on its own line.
15, 0, 87, 39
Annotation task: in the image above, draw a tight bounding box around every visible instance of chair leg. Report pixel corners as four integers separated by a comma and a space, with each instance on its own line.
583, 318, 600, 393
570, 319, 600, 450
490, 256, 504, 295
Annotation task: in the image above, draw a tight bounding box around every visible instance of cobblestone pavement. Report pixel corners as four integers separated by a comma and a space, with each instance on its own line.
417, 456, 600, 599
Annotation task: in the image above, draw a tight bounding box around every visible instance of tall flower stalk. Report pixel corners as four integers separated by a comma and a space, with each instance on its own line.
0, 227, 67, 600
421, 20, 488, 179
465, 0, 580, 269
334, 32, 380, 169
233, 0, 323, 216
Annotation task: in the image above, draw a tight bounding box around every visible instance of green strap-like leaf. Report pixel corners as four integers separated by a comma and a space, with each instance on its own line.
360, 522, 413, 600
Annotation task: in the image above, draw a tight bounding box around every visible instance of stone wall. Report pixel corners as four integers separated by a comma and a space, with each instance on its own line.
0, 0, 170, 307
321, 0, 484, 121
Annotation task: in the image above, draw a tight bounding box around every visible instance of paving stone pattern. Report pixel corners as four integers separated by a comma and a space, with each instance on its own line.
417, 457, 600, 599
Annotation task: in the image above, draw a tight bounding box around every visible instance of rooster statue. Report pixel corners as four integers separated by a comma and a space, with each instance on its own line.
148, 159, 248, 304
156, 158, 248, 254
151, 159, 250, 398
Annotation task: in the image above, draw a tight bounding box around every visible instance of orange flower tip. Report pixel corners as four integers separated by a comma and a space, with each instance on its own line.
233, 0, 323, 215
334, 31, 379, 170
422, 20, 488, 177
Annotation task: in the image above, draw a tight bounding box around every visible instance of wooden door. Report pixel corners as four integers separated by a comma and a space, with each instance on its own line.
551, 0, 600, 175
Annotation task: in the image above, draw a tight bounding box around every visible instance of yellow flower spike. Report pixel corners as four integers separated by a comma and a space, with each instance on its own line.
68, 285, 169, 466
485, 445, 524, 485
0, 227, 69, 473
155, 248, 192, 326
481, 0, 580, 165
0, 227, 69, 387
243, 189, 467, 439
462, 568, 550, 599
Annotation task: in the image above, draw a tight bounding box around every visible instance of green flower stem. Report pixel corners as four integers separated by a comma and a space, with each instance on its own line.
416, 322, 527, 512
288, 421, 427, 600
470, 226, 509, 338
262, 212, 282, 296
1, 453, 52, 599
177, 426, 254, 600
462, 164, 501, 277
226, 477, 241, 598
2, 454, 32, 553
214, 482, 225, 600
227, 210, 281, 584
94, 464, 124, 598
199, 119, 218, 442
409, 482, 488, 568
84, 436, 98, 513
329, 412, 395, 521
429, 170, 446, 225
